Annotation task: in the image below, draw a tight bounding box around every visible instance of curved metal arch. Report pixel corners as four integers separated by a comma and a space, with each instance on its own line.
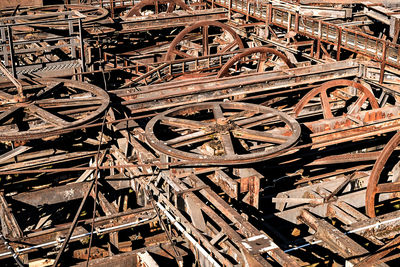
366, 131, 400, 217
293, 79, 379, 119
165, 20, 244, 61
216, 47, 295, 78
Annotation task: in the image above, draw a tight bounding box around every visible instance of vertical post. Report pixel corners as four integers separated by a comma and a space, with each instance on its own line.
379, 42, 387, 84
336, 27, 342, 61
316, 21, 322, 59
228, 0, 232, 20
111, 0, 115, 19
246, 0, 250, 22
0, 23, 8, 67
7, 26, 16, 79
68, 14, 76, 59
268, 3, 272, 25
78, 18, 86, 73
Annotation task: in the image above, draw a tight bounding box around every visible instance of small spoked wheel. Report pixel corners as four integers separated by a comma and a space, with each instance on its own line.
165, 21, 244, 61
216, 47, 294, 78
293, 79, 379, 119
0, 78, 109, 141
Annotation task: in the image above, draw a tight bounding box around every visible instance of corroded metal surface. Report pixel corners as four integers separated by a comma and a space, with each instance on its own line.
165, 20, 244, 61
146, 102, 300, 164
217, 46, 295, 78
1, 1, 400, 266
0, 78, 109, 141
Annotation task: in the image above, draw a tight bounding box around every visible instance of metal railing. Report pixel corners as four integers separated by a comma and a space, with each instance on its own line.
208, 0, 400, 82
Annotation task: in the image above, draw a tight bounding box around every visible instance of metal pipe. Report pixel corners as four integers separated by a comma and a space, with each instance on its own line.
0, 233, 24, 267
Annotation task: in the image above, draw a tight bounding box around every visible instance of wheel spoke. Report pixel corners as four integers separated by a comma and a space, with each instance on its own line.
202, 25, 209, 56
0, 106, 21, 124
232, 128, 288, 144
220, 42, 237, 53
257, 53, 268, 72
212, 104, 224, 120
166, 3, 176, 13
376, 181, 400, 194
235, 113, 276, 128
161, 116, 211, 130
320, 90, 334, 119
219, 132, 235, 156
348, 93, 367, 115
172, 49, 192, 59
35, 82, 62, 99
27, 104, 71, 126
166, 130, 213, 147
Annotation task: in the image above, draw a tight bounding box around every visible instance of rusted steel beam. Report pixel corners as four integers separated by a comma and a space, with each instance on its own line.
121, 8, 228, 33
186, 174, 298, 266
0, 193, 23, 239
119, 60, 360, 114
0, 207, 156, 260
299, 209, 388, 266
355, 234, 400, 266
273, 174, 393, 223
12, 177, 130, 207
72, 243, 187, 267
344, 209, 400, 240
0, 0, 42, 8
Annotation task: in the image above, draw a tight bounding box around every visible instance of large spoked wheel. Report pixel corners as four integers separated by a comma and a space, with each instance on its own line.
366, 131, 400, 217
0, 78, 109, 141
125, 0, 191, 17
293, 79, 379, 119
216, 47, 295, 78
18, 5, 109, 29
145, 102, 301, 165
165, 21, 244, 61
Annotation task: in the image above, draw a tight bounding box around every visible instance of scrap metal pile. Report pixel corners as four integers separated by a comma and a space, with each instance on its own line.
1, 0, 400, 266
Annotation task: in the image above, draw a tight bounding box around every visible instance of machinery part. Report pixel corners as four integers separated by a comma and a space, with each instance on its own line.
145, 102, 300, 165
165, 20, 244, 61
125, 0, 192, 17
366, 131, 400, 217
293, 79, 379, 119
18, 4, 109, 29
217, 47, 295, 78
0, 78, 109, 141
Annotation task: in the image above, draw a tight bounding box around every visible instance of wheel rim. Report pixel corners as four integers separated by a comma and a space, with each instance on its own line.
165, 21, 244, 61
217, 47, 295, 78
145, 102, 301, 165
366, 131, 400, 217
293, 79, 379, 119
0, 78, 109, 141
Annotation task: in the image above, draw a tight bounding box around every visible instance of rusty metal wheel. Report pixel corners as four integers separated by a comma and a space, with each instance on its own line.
293, 79, 379, 119
165, 21, 244, 61
0, 77, 109, 141
366, 131, 400, 217
216, 47, 295, 78
125, 0, 191, 17
18, 5, 109, 29
145, 102, 300, 165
